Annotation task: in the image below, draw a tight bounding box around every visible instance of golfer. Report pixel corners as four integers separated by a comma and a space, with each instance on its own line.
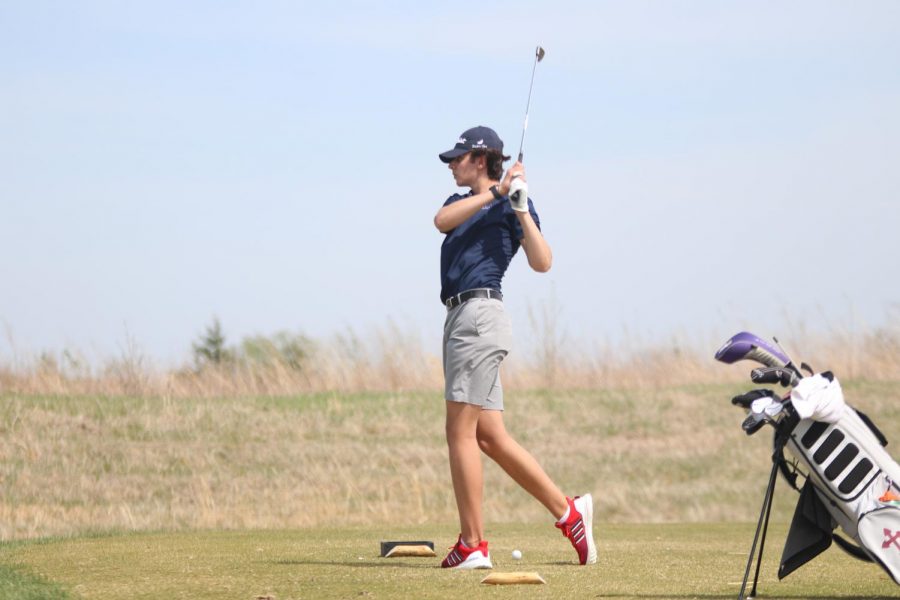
435, 126, 596, 569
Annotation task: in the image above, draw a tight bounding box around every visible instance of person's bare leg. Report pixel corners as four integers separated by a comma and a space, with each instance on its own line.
476, 409, 569, 519
446, 400, 485, 545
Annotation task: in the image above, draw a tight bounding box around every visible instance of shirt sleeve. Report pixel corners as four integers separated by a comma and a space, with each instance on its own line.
442, 192, 466, 207
529, 199, 541, 230
510, 197, 541, 240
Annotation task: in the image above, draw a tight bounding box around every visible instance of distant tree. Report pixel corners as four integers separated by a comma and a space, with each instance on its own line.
192, 317, 234, 368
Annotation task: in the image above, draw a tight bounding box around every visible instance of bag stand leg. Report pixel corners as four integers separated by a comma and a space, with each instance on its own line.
739, 460, 779, 600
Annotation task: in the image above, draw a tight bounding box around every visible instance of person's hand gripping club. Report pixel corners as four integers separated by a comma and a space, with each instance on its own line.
503, 162, 528, 212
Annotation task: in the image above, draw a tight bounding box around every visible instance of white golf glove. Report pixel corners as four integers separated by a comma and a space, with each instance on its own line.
508, 177, 529, 212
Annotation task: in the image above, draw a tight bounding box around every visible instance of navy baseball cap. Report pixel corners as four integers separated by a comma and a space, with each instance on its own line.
439, 126, 504, 163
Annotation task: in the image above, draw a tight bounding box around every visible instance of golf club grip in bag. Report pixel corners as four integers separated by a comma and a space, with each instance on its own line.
781, 406, 900, 584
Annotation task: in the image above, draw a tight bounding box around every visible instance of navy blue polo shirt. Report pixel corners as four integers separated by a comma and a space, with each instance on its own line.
439, 192, 541, 304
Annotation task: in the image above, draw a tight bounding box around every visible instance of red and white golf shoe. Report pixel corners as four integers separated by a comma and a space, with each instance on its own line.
440, 535, 493, 569
556, 494, 597, 565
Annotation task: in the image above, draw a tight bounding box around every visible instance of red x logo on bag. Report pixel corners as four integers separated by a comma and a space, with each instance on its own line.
884, 529, 900, 551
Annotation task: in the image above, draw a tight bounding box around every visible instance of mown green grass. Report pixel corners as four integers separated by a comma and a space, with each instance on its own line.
0, 562, 71, 600
1, 523, 898, 599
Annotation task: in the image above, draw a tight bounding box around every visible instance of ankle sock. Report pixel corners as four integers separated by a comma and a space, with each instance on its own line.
557, 503, 571, 524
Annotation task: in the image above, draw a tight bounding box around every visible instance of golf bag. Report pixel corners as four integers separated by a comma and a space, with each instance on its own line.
715, 332, 900, 598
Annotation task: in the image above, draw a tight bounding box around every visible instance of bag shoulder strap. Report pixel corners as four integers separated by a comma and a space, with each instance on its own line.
854, 408, 888, 447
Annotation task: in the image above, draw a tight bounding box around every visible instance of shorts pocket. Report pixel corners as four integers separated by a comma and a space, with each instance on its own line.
475, 301, 513, 346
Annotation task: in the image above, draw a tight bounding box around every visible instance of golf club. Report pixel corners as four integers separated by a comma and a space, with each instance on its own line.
714, 331, 791, 368
517, 45, 545, 163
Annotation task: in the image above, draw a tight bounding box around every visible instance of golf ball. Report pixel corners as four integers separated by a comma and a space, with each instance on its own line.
512, 549, 522, 560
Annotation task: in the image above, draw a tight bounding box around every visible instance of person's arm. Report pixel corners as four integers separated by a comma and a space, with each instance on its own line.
434, 163, 526, 233
502, 162, 552, 272
433, 190, 495, 233
518, 211, 552, 272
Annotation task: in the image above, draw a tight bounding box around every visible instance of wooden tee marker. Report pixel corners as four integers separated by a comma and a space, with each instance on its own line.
380, 541, 436, 558
481, 572, 546, 585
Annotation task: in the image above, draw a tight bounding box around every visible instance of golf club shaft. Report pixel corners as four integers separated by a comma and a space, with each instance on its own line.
517, 46, 544, 162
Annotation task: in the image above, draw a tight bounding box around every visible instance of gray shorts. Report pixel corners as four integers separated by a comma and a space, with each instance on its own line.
443, 297, 513, 410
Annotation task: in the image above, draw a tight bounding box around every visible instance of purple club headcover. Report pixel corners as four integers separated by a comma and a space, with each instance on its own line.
714, 331, 791, 368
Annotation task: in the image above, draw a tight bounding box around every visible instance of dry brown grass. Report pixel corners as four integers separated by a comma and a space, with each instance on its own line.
2, 324, 899, 397
2, 381, 899, 542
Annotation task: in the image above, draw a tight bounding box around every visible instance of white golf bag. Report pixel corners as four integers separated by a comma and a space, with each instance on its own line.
714, 331, 900, 598
779, 373, 900, 583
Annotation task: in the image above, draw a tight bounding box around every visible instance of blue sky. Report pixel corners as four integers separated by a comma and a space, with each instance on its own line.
2, 1, 899, 364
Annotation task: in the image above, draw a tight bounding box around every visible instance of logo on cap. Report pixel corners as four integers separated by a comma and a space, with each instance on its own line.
439, 126, 503, 164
